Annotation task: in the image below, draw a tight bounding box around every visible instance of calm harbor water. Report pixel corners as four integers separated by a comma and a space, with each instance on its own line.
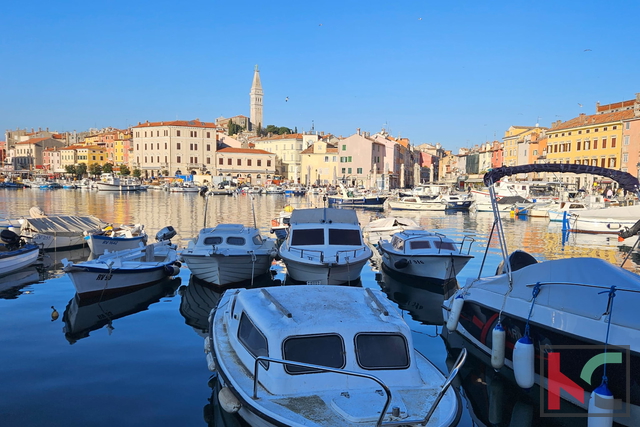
1, 188, 637, 427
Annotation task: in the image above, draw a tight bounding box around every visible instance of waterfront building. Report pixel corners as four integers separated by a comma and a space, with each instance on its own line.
215, 147, 276, 185
334, 131, 387, 188
543, 96, 638, 188
299, 140, 339, 186
502, 125, 547, 167
131, 119, 218, 177
42, 148, 62, 174
251, 133, 304, 181
622, 93, 640, 177
12, 137, 65, 172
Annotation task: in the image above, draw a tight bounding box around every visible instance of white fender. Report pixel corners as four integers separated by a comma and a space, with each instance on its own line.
491, 322, 506, 370
218, 386, 242, 413
446, 294, 465, 332
513, 336, 535, 389
587, 384, 614, 427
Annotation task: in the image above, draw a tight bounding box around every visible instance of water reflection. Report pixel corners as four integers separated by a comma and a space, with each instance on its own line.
62, 276, 181, 344
375, 266, 457, 326
0, 265, 48, 299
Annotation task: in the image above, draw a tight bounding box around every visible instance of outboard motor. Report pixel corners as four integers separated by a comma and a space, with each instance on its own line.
156, 226, 177, 242
619, 219, 640, 240
1, 229, 23, 251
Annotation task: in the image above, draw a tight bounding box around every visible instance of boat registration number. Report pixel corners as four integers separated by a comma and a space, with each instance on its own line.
306, 280, 322, 285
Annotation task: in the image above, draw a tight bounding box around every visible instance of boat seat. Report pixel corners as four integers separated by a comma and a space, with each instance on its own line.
496, 250, 538, 275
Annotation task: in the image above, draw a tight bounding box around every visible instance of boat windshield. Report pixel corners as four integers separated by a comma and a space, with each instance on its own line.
283, 334, 345, 374
355, 333, 409, 370
328, 229, 362, 246
291, 229, 324, 245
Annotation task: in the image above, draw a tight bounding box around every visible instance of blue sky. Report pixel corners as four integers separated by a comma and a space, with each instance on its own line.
2, 1, 639, 151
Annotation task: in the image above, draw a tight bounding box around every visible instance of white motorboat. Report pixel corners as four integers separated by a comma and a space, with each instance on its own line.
547, 195, 606, 222
84, 223, 148, 255
168, 181, 202, 193
398, 183, 449, 199
179, 224, 277, 286
569, 203, 640, 234
264, 184, 285, 194
205, 285, 466, 427
62, 230, 181, 298
361, 216, 422, 246
327, 185, 388, 209
16, 207, 109, 251
377, 229, 474, 283
278, 208, 372, 285
443, 163, 640, 424
95, 173, 141, 191
387, 196, 447, 211
0, 230, 42, 277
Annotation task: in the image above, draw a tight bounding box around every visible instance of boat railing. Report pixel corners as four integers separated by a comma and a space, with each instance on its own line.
459, 236, 475, 255
287, 246, 369, 263
253, 348, 466, 427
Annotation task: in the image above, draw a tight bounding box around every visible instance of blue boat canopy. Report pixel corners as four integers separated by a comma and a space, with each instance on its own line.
483, 164, 640, 194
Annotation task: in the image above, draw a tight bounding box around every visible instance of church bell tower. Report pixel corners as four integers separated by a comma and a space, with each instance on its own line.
249, 65, 263, 132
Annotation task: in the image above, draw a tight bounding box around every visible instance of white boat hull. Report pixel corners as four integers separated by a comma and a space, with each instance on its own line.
180, 253, 273, 286
0, 245, 40, 277
96, 183, 140, 191
380, 251, 471, 281
279, 253, 370, 285
388, 200, 446, 211
24, 232, 88, 251
86, 234, 147, 255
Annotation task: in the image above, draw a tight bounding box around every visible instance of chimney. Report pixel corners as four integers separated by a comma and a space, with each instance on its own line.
357, 128, 361, 135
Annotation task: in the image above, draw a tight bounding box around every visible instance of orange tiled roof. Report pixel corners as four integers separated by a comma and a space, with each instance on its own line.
132, 119, 217, 129
257, 133, 303, 141
597, 99, 635, 113
218, 147, 272, 155
550, 110, 634, 132
16, 137, 49, 144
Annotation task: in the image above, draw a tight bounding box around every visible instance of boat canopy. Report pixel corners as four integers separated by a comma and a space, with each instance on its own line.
21, 216, 107, 237
484, 164, 640, 194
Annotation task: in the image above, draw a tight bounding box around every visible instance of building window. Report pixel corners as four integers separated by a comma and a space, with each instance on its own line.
219, 158, 223, 165
623, 153, 629, 163
593, 139, 598, 149
602, 138, 607, 148
227, 158, 232, 165
177, 156, 181, 163
257, 160, 262, 167
624, 136, 630, 145
612, 137, 617, 147
207, 145, 210, 151
177, 143, 181, 149
577, 141, 581, 150
177, 130, 181, 136
207, 157, 211, 164
247, 159, 252, 166
324, 156, 329, 162
341, 168, 346, 173
347, 168, 352, 174
144, 144, 147, 150
237, 159, 242, 166
342, 145, 346, 151
584, 141, 590, 150
207, 132, 211, 138
165, 143, 167, 149
190, 144, 193, 150
357, 168, 363, 174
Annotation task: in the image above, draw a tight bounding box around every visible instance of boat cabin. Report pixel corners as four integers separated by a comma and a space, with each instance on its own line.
189, 224, 267, 249
389, 230, 457, 254
221, 286, 427, 395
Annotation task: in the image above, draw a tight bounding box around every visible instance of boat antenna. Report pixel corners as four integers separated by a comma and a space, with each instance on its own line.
250, 195, 257, 229
203, 193, 210, 228
489, 182, 513, 283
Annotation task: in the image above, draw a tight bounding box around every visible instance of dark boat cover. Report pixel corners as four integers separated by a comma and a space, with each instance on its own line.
484, 164, 640, 194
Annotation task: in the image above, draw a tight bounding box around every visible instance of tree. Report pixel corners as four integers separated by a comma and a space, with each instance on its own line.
103, 163, 114, 173
89, 163, 102, 177
119, 164, 131, 176
65, 165, 76, 177
257, 124, 263, 137
76, 163, 87, 178
132, 168, 142, 178
228, 119, 244, 136
264, 125, 293, 135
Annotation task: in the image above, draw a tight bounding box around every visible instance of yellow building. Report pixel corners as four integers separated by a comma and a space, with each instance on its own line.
543, 99, 637, 187
299, 140, 339, 186
502, 126, 546, 167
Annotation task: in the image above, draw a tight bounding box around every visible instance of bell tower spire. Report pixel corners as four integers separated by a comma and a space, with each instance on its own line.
250, 65, 263, 132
